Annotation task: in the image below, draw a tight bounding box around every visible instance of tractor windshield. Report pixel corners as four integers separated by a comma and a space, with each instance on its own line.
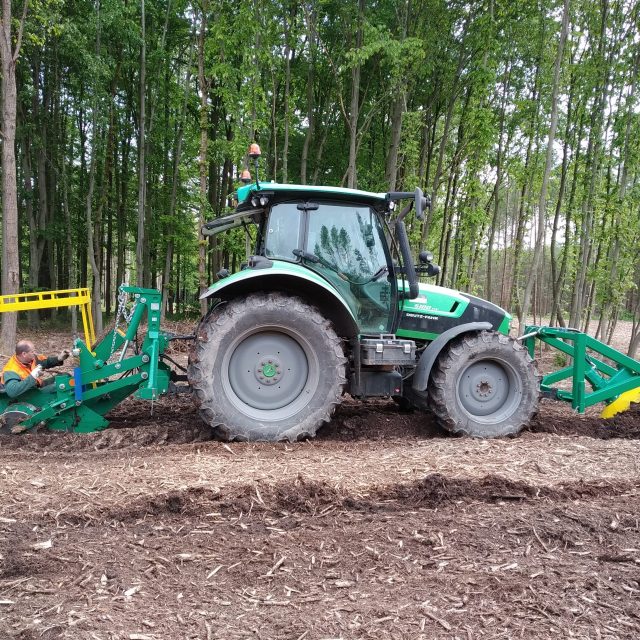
264, 201, 395, 334
264, 204, 302, 259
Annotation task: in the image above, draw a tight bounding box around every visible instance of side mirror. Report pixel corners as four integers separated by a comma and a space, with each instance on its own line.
414, 188, 430, 221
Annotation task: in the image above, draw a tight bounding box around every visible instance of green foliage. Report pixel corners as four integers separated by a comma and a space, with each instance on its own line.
2, 0, 637, 341
553, 352, 568, 369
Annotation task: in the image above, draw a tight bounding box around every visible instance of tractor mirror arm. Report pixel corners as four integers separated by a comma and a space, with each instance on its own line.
386, 188, 430, 221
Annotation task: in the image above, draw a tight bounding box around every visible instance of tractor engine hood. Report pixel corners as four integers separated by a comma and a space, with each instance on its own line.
396, 282, 512, 341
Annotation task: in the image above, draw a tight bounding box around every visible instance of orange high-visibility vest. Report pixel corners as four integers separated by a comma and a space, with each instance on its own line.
1, 354, 46, 387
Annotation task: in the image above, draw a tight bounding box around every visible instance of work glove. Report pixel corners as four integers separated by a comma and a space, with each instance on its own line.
57, 349, 71, 362
30, 365, 43, 380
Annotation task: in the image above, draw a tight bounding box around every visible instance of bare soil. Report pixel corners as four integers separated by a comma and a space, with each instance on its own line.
0, 329, 639, 639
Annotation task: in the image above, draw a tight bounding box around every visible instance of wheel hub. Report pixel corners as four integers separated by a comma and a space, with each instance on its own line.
474, 380, 493, 399
459, 361, 512, 417
256, 357, 282, 384
227, 331, 309, 411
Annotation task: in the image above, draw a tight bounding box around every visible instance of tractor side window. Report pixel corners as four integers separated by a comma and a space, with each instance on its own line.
306, 204, 394, 334
264, 204, 301, 260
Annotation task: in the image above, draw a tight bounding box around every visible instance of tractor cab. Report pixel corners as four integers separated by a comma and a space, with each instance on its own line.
203, 181, 435, 337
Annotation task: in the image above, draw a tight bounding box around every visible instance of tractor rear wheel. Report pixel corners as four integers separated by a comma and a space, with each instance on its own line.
428, 331, 539, 438
188, 293, 346, 441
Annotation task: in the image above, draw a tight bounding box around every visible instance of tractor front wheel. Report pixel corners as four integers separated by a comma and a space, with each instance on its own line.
188, 293, 346, 441
428, 331, 539, 438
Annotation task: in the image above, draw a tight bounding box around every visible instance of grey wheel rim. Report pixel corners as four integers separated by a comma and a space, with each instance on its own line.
222, 326, 319, 420
457, 359, 521, 422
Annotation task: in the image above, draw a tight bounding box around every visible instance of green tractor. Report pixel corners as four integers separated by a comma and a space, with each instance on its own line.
3, 151, 637, 438
188, 171, 540, 441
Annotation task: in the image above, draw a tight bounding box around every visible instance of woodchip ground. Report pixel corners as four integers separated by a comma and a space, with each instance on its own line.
0, 325, 639, 639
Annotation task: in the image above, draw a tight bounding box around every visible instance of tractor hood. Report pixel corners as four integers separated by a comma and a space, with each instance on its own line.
397, 281, 512, 340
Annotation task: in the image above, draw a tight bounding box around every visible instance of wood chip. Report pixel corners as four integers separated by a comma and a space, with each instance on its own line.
32, 539, 52, 550
422, 609, 452, 631
334, 580, 354, 588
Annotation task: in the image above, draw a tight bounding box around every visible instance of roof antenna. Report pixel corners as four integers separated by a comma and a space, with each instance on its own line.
248, 143, 261, 188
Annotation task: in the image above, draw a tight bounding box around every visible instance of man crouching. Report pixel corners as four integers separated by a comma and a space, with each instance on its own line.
1, 341, 70, 398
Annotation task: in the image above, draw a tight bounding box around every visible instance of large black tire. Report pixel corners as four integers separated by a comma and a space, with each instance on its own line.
427, 331, 539, 438
188, 293, 346, 441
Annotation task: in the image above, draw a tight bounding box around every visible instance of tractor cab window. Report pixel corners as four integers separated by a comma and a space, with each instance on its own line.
264, 203, 302, 260
305, 203, 395, 334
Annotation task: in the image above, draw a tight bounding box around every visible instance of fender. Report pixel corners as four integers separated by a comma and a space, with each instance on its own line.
200, 261, 359, 337
412, 322, 493, 391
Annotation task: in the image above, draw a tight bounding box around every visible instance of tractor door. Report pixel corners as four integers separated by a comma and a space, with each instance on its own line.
262, 201, 396, 334
304, 202, 396, 334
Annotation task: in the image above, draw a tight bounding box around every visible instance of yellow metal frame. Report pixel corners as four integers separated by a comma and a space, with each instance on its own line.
0, 288, 95, 347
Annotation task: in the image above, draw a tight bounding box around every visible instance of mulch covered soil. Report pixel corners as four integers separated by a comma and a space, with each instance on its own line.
0, 329, 639, 638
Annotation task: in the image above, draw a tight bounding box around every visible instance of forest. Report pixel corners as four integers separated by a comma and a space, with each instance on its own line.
0, 0, 639, 355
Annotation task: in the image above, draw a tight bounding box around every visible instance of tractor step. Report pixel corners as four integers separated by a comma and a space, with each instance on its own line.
350, 370, 403, 398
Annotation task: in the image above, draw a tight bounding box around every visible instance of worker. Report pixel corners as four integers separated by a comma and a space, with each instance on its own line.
1, 341, 70, 399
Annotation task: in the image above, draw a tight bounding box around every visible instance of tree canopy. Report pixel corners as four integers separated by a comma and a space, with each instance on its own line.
0, 0, 639, 354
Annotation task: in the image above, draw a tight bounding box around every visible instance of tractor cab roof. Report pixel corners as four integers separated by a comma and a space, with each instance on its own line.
203, 181, 426, 237
236, 182, 389, 210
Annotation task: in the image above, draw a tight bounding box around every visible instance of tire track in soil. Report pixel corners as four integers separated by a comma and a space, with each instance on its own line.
12, 474, 640, 527
2, 476, 639, 639
0, 397, 638, 454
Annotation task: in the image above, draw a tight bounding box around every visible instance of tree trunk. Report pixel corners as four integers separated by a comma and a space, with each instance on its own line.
135, 0, 147, 287
549, 60, 577, 326
385, 0, 409, 191
569, 1, 610, 328
347, 0, 364, 189
22, 134, 38, 329
161, 38, 194, 320
300, 5, 316, 185
197, 1, 210, 315
521, 0, 569, 322
85, 0, 104, 334
386, 91, 405, 192
486, 61, 511, 301
61, 135, 78, 336
0, 0, 27, 355
281, 4, 295, 183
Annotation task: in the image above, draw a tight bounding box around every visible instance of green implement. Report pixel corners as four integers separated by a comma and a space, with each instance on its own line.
523, 325, 640, 417
0, 286, 173, 434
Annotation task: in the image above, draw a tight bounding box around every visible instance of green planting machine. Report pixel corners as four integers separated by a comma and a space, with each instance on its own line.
1, 155, 638, 438
0, 287, 178, 433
